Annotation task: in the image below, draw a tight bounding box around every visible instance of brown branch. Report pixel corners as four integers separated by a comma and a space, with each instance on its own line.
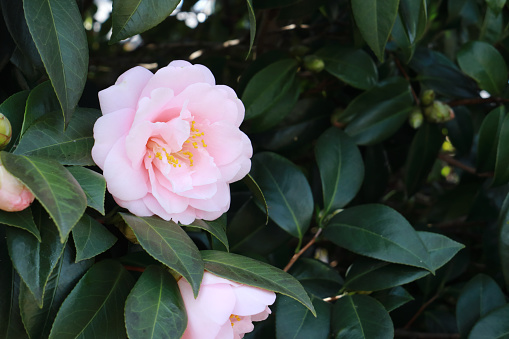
394, 56, 419, 105
403, 293, 440, 329
283, 228, 323, 272
395, 330, 460, 339
438, 154, 494, 177
124, 265, 146, 273
447, 97, 509, 107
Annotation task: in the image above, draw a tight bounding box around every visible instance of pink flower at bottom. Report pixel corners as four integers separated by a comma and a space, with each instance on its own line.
178, 272, 276, 339
0, 163, 34, 212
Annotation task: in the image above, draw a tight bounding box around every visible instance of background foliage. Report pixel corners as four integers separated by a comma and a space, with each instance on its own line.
1, 0, 509, 338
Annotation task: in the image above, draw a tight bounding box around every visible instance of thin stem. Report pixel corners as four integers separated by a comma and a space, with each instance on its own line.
438, 154, 494, 177
403, 293, 440, 329
124, 265, 146, 273
283, 228, 323, 272
394, 56, 419, 105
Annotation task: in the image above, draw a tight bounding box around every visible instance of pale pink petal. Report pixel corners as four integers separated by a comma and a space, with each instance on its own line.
153, 160, 193, 193
215, 85, 245, 128
168, 60, 192, 68
92, 108, 135, 169
201, 272, 239, 286
251, 306, 272, 322
143, 195, 174, 220
140, 64, 215, 99
232, 286, 276, 316
216, 323, 235, 339
148, 165, 188, 214
189, 182, 230, 212
194, 208, 224, 221
169, 207, 197, 225
178, 183, 217, 200
133, 87, 176, 124
102, 138, 149, 201
202, 122, 246, 166
114, 197, 152, 216
232, 316, 254, 337
98, 66, 153, 114
189, 148, 221, 186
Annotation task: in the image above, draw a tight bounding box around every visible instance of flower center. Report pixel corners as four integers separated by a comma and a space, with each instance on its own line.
146, 120, 207, 167
229, 314, 242, 327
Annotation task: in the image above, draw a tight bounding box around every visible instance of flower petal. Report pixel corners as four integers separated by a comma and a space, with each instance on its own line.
231, 286, 276, 316
189, 182, 230, 212
114, 197, 152, 216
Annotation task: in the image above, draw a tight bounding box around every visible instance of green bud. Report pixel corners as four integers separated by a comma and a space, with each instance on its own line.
420, 89, 435, 106
423, 101, 455, 123
0, 114, 12, 150
303, 55, 325, 73
289, 45, 310, 57
408, 107, 424, 129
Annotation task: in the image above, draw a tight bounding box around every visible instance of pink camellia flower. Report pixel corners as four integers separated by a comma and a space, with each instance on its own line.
91, 61, 252, 224
178, 272, 276, 339
0, 163, 34, 212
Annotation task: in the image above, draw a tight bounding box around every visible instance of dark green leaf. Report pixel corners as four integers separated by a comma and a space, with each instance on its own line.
6, 210, 66, 307
316, 127, 364, 217
250, 152, 314, 241
399, 0, 427, 44
72, 214, 117, 262
276, 296, 331, 339
246, 0, 256, 56
15, 108, 100, 166
344, 78, 414, 145
24, 0, 88, 125
110, 0, 180, 44
0, 227, 29, 339
67, 166, 106, 215
242, 173, 269, 222
498, 192, 509, 289
418, 231, 464, 269
0, 208, 39, 241
391, 14, 416, 63
324, 204, 433, 271
242, 59, 298, 119
457, 41, 507, 95
372, 286, 414, 312
480, 7, 503, 44
351, 0, 399, 61
315, 46, 378, 90
492, 112, 509, 186
468, 303, 509, 339
19, 244, 92, 339
487, 0, 506, 13
49, 260, 134, 339
186, 217, 229, 250
477, 106, 504, 172
202, 250, 315, 315
289, 258, 343, 298
456, 274, 506, 338
21, 81, 59, 135
120, 213, 204, 297
1, 152, 87, 242
125, 265, 187, 339
0, 90, 29, 151
405, 122, 444, 196
331, 295, 394, 339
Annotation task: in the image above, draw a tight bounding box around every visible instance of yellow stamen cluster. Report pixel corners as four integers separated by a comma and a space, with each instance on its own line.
230, 314, 241, 327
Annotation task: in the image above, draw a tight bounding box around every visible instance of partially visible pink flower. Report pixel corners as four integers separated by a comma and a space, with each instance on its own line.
178, 272, 276, 339
0, 163, 34, 212
91, 60, 252, 224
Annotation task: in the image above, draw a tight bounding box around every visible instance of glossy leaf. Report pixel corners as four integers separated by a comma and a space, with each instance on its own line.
498, 192, 509, 289
315, 46, 378, 90
6, 210, 66, 307
405, 122, 444, 196
479, 7, 503, 44
242, 59, 298, 119
351, 0, 399, 61
49, 260, 134, 339
486, 0, 506, 13
477, 106, 504, 172
24, 0, 88, 125
289, 258, 343, 298
344, 78, 414, 145
201, 250, 315, 315
332, 294, 394, 339
323, 204, 433, 271
468, 303, 509, 339
22, 81, 59, 135
72, 214, 117, 262
0, 90, 29, 151
457, 41, 507, 95
242, 173, 269, 222
1, 152, 87, 242
0, 208, 40, 241
456, 274, 506, 337
246, 0, 256, 56
399, 0, 427, 44
186, 217, 229, 250
120, 213, 204, 297
316, 127, 364, 217
125, 265, 187, 339
492, 112, 509, 186
418, 231, 464, 270
67, 166, 106, 215
276, 296, 331, 339
110, 0, 180, 44
250, 152, 314, 241
372, 287, 414, 312
19, 245, 92, 339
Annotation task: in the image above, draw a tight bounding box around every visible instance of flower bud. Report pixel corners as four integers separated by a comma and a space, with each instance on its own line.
423, 101, 455, 123
303, 55, 325, 73
0, 113, 12, 150
420, 89, 435, 106
289, 45, 310, 57
408, 107, 424, 129
0, 163, 34, 212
